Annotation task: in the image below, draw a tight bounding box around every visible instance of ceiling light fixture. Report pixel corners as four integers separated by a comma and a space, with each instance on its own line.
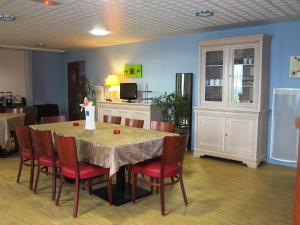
0, 14, 16, 21
89, 28, 111, 36
30, 0, 61, 6
195, 9, 214, 17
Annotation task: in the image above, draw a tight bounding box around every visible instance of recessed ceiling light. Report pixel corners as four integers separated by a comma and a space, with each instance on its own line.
0, 14, 16, 22
30, 0, 61, 6
195, 10, 214, 17
89, 28, 111, 36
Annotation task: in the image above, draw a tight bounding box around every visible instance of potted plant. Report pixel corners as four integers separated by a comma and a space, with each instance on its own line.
155, 92, 190, 132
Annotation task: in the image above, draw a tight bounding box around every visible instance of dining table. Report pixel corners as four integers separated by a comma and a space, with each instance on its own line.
31, 120, 177, 205
0, 113, 25, 151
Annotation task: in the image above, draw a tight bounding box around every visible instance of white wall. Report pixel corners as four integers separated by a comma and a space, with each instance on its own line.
0, 48, 32, 104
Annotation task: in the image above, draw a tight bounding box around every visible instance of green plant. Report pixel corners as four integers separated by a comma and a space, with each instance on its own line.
155, 92, 190, 129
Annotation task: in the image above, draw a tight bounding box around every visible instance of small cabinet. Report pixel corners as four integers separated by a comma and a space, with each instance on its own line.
194, 34, 271, 168
194, 109, 263, 168
97, 102, 161, 129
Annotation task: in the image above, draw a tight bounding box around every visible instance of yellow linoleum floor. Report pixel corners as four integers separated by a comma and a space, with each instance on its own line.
0, 153, 296, 225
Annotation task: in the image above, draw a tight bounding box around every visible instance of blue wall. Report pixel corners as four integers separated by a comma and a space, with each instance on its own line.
34, 20, 300, 167
32, 51, 66, 115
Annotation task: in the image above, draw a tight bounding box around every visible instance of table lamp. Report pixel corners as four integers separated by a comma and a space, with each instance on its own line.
104, 74, 120, 101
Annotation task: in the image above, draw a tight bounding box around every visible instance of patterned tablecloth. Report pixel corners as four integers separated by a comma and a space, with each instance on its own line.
0, 113, 25, 149
31, 121, 177, 176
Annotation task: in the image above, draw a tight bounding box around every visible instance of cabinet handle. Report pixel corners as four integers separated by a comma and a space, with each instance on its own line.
225, 133, 228, 136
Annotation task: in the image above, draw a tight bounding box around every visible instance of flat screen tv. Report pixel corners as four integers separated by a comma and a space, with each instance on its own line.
120, 83, 137, 102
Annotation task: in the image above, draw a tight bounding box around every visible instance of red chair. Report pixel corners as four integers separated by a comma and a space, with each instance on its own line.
125, 118, 144, 128
131, 133, 189, 216
25, 112, 38, 126
54, 134, 112, 218
30, 129, 60, 201
150, 121, 176, 133
15, 125, 35, 190
103, 115, 121, 125
40, 115, 66, 124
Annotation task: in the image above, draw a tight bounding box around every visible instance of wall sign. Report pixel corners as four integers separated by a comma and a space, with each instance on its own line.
290, 56, 300, 78
124, 64, 142, 78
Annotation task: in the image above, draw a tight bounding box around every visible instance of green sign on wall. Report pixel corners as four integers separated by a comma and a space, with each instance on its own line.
124, 64, 142, 78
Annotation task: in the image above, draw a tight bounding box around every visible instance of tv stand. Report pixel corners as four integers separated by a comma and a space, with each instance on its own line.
96, 101, 161, 129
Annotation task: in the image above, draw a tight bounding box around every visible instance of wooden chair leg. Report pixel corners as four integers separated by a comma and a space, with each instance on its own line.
131, 172, 137, 203
155, 177, 159, 194
52, 166, 56, 201
159, 177, 166, 216
150, 177, 154, 193
127, 164, 132, 185
29, 159, 35, 191
107, 176, 112, 205
179, 171, 188, 205
56, 175, 64, 206
82, 180, 85, 190
45, 167, 49, 176
88, 178, 92, 195
33, 165, 41, 194
73, 179, 80, 218
16, 157, 23, 183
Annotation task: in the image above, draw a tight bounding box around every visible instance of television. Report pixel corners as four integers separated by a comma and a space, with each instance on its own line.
120, 83, 137, 102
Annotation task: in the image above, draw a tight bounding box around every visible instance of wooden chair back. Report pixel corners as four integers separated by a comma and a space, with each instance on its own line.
25, 112, 38, 126
40, 115, 66, 124
5, 108, 23, 113
30, 129, 54, 160
103, 115, 121, 125
54, 134, 79, 175
162, 133, 189, 166
150, 121, 175, 133
125, 118, 144, 128
15, 125, 33, 154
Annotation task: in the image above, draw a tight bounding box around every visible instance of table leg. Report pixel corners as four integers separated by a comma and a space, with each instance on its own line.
93, 165, 151, 206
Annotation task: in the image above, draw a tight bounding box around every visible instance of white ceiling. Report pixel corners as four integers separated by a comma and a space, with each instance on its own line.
0, 0, 300, 50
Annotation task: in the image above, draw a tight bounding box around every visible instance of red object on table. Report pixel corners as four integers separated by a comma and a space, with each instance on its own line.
114, 129, 120, 134
294, 118, 300, 225
73, 122, 79, 126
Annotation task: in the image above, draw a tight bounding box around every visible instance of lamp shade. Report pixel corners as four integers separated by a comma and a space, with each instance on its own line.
104, 74, 120, 86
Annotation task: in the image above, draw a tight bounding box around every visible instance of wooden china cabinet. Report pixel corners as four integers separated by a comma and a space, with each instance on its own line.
193, 34, 271, 168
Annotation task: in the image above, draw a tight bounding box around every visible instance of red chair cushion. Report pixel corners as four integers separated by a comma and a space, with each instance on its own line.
20, 149, 33, 159
132, 159, 179, 178
38, 156, 60, 167
62, 162, 109, 179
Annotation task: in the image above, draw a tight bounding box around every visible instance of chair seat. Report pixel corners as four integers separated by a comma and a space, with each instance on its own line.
38, 156, 61, 167
62, 162, 109, 179
132, 159, 179, 178
20, 149, 33, 159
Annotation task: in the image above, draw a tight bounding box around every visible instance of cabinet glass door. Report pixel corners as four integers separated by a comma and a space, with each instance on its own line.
232, 47, 255, 104
204, 50, 224, 102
